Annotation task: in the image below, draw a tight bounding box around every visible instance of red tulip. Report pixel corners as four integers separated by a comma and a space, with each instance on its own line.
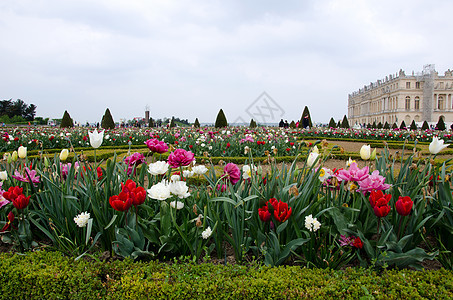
258, 205, 271, 222
369, 190, 391, 208
109, 191, 132, 212
395, 196, 413, 216
353, 237, 363, 249
3, 186, 30, 210
373, 197, 391, 218
1, 211, 14, 232
272, 199, 292, 222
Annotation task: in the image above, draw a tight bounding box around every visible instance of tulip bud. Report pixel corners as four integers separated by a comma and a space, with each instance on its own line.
0, 171, 7, 181
18, 146, 27, 159
60, 149, 69, 161
307, 152, 319, 167
5, 153, 12, 164
370, 148, 376, 160
257, 165, 263, 176
44, 157, 50, 168
11, 151, 18, 162
360, 145, 371, 160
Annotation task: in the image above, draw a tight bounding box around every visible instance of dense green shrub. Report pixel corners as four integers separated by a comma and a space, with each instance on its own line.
0, 252, 452, 299
410, 120, 417, 130
328, 117, 336, 128
215, 109, 228, 128
400, 120, 407, 129
437, 117, 446, 131
341, 115, 349, 128
249, 119, 257, 128
101, 108, 115, 130
422, 120, 429, 130
194, 118, 200, 128
383, 121, 390, 129
298, 106, 313, 128
60, 110, 74, 128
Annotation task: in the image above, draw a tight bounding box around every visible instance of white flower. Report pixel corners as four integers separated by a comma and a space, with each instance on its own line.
318, 167, 332, 183
18, 146, 27, 159
360, 145, 371, 160
242, 164, 256, 180
305, 214, 321, 232
202, 226, 212, 239
74, 212, 91, 228
192, 165, 208, 175
60, 149, 69, 161
147, 181, 171, 200
307, 152, 319, 167
312, 146, 319, 154
429, 136, 450, 154
0, 171, 7, 181
148, 161, 169, 176
170, 201, 184, 210
88, 129, 104, 149
169, 181, 191, 198
244, 146, 251, 154
170, 174, 181, 182
183, 170, 194, 178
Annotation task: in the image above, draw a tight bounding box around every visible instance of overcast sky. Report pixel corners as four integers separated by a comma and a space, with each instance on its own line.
1, 0, 452, 125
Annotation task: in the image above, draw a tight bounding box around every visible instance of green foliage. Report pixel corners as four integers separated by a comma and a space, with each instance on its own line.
422, 120, 429, 130
1, 252, 452, 299
101, 108, 115, 130
0, 98, 36, 121
341, 115, 349, 128
328, 117, 336, 128
436, 117, 446, 131
60, 110, 74, 128
194, 118, 200, 128
249, 119, 257, 128
169, 117, 176, 128
215, 109, 228, 128
149, 118, 154, 128
377, 122, 383, 129
392, 122, 398, 129
298, 106, 313, 128
372, 121, 377, 129
410, 120, 417, 130
400, 120, 407, 130
383, 121, 390, 129
289, 120, 296, 128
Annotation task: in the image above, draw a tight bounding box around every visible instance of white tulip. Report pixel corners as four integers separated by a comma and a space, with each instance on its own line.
169, 181, 191, 199
148, 161, 169, 176
307, 152, 319, 167
18, 146, 27, 159
360, 145, 371, 160
147, 181, 171, 200
88, 129, 104, 149
0, 171, 7, 181
429, 136, 450, 154
60, 149, 69, 161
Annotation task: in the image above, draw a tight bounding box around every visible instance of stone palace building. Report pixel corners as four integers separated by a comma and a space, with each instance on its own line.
348, 65, 453, 127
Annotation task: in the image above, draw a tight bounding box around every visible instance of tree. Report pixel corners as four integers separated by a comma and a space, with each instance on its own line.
101, 108, 115, 130
337, 120, 341, 128
194, 118, 200, 128
341, 115, 349, 128
0, 99, 36, 121
289, 120, 296, 128
170, 117, 176, 128
399, 120, 407, 130
249, 119, 257, 128
421, 120, 429, 130
410, 120, 417, 130
392, 123, 398, 129
215, 109, 228, 128
148, 118, 154, 128
372, 121, 377, 129
328, 117, 336, 128
383, 121, 390, 129
60, 110, 74, 128
298, 106, 313, 128
377, 122, 383, 129
436, 117, 446, 131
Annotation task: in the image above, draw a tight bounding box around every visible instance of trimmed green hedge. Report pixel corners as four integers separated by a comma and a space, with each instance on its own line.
0, 252, 452, 299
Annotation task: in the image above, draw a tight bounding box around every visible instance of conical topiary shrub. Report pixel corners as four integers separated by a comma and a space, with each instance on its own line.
328, 117, 336, 128
383, 121, 390, 129
410, 120, 417, 131
422, 120, 429, 130
170, 117, 176, 128
149, 118, 154, 128
249, 119, 257, 128
194, 118, 200, 128
60, 110, 74, 128
215, 109, 228, 128
341, 115, 349, 128
400, 120, 407, 130
101, 108, 115, 130
436, 117, 446, 130
298, 106, 313, 128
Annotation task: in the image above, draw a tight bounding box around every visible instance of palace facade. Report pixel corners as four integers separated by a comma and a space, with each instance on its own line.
348, 65, 453, 126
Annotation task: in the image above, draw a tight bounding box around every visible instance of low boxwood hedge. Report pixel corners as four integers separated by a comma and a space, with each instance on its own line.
0, 251, 452, 299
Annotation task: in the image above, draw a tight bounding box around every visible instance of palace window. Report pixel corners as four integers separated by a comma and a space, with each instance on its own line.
414, 97, 420, 110
438, 96, 444, 110
416, 82, 420, 89
406, 82, 411, 89
405, 96, 411, 110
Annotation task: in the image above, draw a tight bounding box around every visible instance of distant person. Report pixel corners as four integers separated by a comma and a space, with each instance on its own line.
284, 120, 289, 128
302, 115, 309, 129
279, 119, 285, 127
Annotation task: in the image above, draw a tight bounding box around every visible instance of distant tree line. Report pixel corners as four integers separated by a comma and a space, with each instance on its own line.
0, 99, 36, 122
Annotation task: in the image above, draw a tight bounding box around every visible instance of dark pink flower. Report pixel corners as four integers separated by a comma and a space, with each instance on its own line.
336, 162, 369, 182
358, 170, 391, 194
223, 163, 241, 185
145, 139, 168, 154
12, 168, 40, 184
167, 149, 195, 168
124, 152, 146, 175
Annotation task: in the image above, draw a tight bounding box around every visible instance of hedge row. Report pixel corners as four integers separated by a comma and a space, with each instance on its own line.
0, 251, 452, 299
